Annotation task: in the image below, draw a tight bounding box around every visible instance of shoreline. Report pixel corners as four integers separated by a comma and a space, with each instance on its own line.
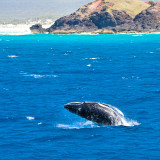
1, 31, 160, 36
1, 24, 160, 36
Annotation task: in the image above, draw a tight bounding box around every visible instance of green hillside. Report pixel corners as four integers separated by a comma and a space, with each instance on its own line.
102, 0, 150, 17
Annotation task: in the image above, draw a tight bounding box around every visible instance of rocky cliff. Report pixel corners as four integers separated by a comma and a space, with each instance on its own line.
30, 0, 160, 34
134, 2, 160, 32
47, 0, 149, 33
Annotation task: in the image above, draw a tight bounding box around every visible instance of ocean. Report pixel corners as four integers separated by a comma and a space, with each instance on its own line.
0, 34, 160, 159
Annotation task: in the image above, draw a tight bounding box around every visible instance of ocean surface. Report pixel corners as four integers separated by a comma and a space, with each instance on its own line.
0, 34, 160, 159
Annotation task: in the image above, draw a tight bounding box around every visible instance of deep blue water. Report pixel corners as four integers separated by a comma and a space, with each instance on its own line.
0, 34, 160, 159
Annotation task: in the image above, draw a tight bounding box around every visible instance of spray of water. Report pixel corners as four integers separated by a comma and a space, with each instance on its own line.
57, 118, 140, 129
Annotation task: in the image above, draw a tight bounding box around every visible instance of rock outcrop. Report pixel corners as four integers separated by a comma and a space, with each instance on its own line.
31, 0, 158, 34
47, 15, 98, 33
134, 2, 160, 32
30, 24, 46, 34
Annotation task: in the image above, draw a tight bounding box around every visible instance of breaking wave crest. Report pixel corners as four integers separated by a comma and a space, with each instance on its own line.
57, 121, 98, 129
117, 117, 140, 127
57, 118, 140, 129
23, 74, 58, 78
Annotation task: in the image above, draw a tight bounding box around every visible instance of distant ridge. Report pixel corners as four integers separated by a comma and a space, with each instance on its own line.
30, 0, 160, 34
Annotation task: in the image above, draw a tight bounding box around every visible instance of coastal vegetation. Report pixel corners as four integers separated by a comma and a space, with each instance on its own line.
148, 0, 155, 6
99, 0, 149, 17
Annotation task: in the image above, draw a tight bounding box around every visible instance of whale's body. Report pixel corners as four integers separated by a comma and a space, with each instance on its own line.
64, 102, 126, 126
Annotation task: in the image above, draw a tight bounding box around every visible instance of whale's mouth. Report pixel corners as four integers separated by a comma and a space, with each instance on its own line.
65, 102, 83, 105
64, 102, 83, 112
65, 102, 82, 108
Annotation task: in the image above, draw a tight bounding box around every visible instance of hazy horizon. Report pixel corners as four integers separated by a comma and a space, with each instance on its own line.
0, 0, 91, 20
0, 0, 158, 22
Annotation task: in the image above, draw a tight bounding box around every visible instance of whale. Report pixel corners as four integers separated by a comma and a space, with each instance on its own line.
64, 102, 126, 126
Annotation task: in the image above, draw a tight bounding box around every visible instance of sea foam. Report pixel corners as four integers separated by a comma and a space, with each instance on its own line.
24, 74, 58, 78
26, 116, 35, 120
57, 121, 97, 129
57, 118, 140, 129
8, 55, 18, 58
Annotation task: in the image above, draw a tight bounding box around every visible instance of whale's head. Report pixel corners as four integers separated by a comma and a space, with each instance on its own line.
64, 102, 98, 117
64, 102, 84, 114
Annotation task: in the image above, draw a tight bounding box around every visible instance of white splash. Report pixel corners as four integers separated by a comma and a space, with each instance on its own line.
57, 118, 139, 129
8, 55, 18, 58
57, 121, 97, 129
132, 34, 143, 37
87, 64, 91, 67
24, 74, 58, 79
26, 116, 35, 120
84, 57, 100, 60
89, 58, 100, 60
0, 20, 53, 35
119, 118, 140, 127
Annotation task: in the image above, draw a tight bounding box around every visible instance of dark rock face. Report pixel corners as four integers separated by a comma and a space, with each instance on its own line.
134, 2, 160, 31
112, 10, 133, 26
30, 24, 46, 34
48, 10, 134, 33
89, 10, 135, 31
112, 10, 135, 31
89, 12, 116, 29
48, 14, 98, 32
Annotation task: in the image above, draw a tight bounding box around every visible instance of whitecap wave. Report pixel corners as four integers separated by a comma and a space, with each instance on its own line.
132, 34, 143, 37
23, 74, 58, 78
8, 55, 18, 58
57, 118, 140, 129
26, 116, 35, 120
84, 57, 100, 60
89, 58, 100, 60
0, 20, 54, 35
57, 121, 98, 129
117, 117, 140, 127
0, 24, 32, 35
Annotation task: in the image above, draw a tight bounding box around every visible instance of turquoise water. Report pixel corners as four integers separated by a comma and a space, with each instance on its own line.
0, 34, 160, 159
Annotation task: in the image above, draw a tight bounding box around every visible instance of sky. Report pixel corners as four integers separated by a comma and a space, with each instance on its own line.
0, 0, 158, 20
0, 0, 92, 19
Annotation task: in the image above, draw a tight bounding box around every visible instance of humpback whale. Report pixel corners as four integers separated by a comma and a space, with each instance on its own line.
64, 102, 126, 126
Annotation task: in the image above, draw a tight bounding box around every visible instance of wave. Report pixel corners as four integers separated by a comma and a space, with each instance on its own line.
83, 57, 100, 60
57, 119, 140, 129
87, 64, 91, 67
26, 116, 35, 120
8, 55, 18, 58
118, 117, 140, 127
132, 34, 143, 37
57, 121, 98, 129
0, 24, 31, 35
23, 74, 58, 78
0, 22, 52, 35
